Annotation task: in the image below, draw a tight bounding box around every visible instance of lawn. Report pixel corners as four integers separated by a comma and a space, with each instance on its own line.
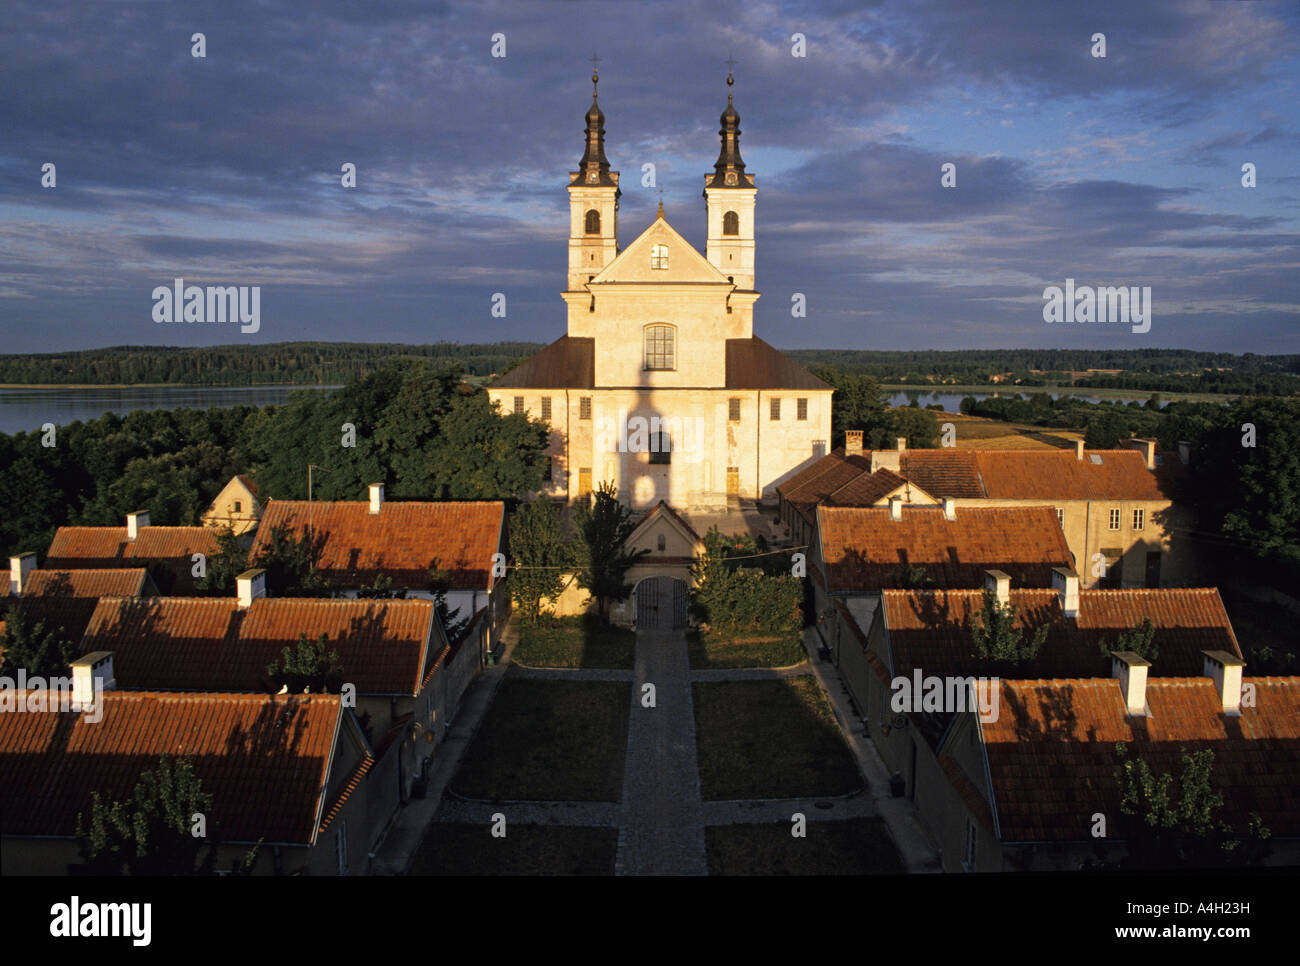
687, 628, 806, 669
449, 675, 631, 801
511, 614, 637, 669
692, 677, 863, 800
706, 817, 904, 875
410, 822, 617, 875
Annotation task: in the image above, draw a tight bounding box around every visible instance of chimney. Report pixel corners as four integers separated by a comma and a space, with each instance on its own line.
889, 497, 903, 521
126, 510, 150, 540
844, 431, 864, 459
896, 437, 907, 453
1111, 651, 1150, 716
871, 448, 901, 473
236, 568, 266, 608
1177, 440, 1192, 465
8, 552, 35, 595
1203, 650, 1244, 715
1074, 439, 1085, 460
984, 569, 1010, 606
1132, 438, 1156, 471
368, 482, 384, 515
943, 498, 956, 521
71, 651, 115, 709
1051, 567, 1080, 618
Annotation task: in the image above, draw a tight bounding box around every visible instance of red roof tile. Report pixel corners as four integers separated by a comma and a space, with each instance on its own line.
982, 677, 1300, 842
81, 596, 435, 695
973, 449, 1174, 501
8, 569, 151, 646
45, 526, 220, 594
818, 506, 1073, 591
250, 500, 503, 592
0, 691, 344, 844
882, 587, 1242, 679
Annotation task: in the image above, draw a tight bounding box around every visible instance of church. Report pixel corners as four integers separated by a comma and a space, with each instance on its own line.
488, 70, 832, 512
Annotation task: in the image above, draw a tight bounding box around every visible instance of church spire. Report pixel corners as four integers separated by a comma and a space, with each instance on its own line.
707, 70, 750, 189
574, 62, 616, 187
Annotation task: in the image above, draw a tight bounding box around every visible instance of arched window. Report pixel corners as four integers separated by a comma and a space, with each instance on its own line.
650, 244, 668, 270
585, 209, 601, 234
649, 432, 671, 465
644, 324, 675, 371
723, 210, 739, 235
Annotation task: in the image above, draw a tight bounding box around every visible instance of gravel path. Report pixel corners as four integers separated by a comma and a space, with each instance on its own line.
614, 629, 708, 876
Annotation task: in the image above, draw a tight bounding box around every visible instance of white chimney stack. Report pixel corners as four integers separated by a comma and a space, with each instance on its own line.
236, 568, 266, 608
71, 651, 115, 709
1111, 652, 1150, 716
369, 482, 384, 514
1132, 438, 1156, 471
984, 569, 1010, 606
896, 437, 907, 453
9, 552, 35, 596
1051, 567, 1080, 618
1074, 439, 1085, 461
1177, 440, 1192, 465
126, 510, 150, 540
943, 498, 956, 521
1203, 650, 1244, 715
889, 497, 903, 522
844, 431, 864, 459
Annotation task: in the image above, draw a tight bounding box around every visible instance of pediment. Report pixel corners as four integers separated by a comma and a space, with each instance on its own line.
590, 216, 731, 285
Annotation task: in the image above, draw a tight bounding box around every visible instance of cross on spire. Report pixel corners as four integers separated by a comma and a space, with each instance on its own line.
590, 52, 600, 96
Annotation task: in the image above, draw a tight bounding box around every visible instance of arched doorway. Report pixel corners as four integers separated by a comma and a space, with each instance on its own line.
633, 575, 688, 630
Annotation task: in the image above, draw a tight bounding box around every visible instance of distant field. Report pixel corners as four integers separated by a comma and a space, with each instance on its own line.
939, 414, 1079, 451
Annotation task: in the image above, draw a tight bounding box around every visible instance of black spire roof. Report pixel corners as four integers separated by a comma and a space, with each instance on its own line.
572, 68, 618, 188
706, 72, 753, 189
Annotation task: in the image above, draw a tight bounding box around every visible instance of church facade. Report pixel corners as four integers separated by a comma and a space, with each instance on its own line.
488, 71, 832, 511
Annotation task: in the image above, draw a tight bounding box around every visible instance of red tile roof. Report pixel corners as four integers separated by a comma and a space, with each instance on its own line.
724, 338, 833, 390
488, 336, 594, 389
881, 587, 1242, 679
235, 474, 260, 499
779, 446, 1178, 518
250, 500, 503, 592
7, 569, 151, 646
45, 526, 221, 594
0, 691, 350, 844
818, 506, 1073, 591
972, 449, 1175, 501
81, 596, 435, 696
981, 677, 1300, 842
825, 467, 910, 507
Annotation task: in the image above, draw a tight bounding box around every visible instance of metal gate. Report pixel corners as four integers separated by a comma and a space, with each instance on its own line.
634, 576, 687, 630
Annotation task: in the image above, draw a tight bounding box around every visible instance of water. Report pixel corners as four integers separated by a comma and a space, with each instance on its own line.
0, 385, 339, 436
885, 389, 1168, 413
0, 384, 1165, 435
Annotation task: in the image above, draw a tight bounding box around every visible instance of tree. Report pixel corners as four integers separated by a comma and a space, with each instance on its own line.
889, 406, 940, 448
250, 524, 329, 597
968, 589, 1049, 673
266, 632, 343, 694
195, 526, 248, 596
0, 609, 78, 678
75, 754, 260, 875
573, 482, 648, 621
689, 527, 802, 636
828, 370, 893, 450
426, 566, 470, 644
1098, 617, 1157, 663
1113, 743, 1271, 868
508, 498, 574, 624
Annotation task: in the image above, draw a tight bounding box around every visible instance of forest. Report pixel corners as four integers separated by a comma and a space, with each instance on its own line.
0, 360, 548, 559
1, 343, 1298, 397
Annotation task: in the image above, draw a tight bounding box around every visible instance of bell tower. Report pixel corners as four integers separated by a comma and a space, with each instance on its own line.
703, 71, 756, 290
568, 64, 620, 292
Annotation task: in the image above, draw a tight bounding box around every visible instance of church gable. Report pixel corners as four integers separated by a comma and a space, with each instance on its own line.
625, 501, 705, 561
590, 214, 731, 286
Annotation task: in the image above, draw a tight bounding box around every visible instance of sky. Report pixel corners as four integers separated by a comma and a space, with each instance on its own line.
1, 0, 1297, 355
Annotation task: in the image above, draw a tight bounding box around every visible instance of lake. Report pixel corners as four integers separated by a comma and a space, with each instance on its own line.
0, 385, 339, 436
0, 384, 1167, 436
